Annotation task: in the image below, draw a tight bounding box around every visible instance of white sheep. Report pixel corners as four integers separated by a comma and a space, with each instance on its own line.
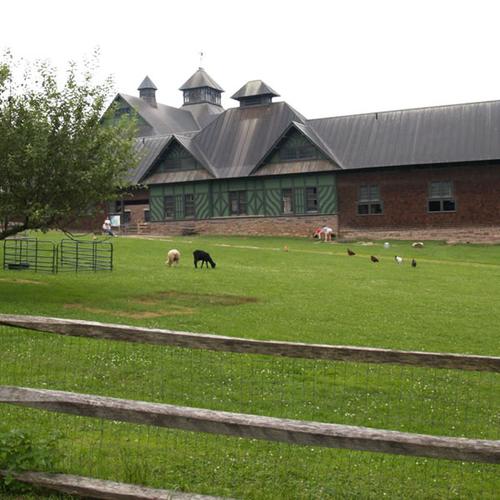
166, 249, 181, 267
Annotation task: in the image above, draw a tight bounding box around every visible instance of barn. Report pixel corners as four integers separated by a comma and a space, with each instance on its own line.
108, 68, 500, 242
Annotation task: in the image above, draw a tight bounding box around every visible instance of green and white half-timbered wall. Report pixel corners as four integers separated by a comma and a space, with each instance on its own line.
149, 173, 337, 221
147, 130, 338, 223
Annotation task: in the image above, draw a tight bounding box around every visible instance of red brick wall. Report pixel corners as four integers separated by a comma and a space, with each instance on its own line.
121, 189, 149, 224
123, 203, 149, 224
337, 163, 500, 241
146, 215, 339, 238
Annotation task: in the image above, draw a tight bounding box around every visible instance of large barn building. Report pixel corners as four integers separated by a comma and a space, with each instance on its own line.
109, 68, 500, 242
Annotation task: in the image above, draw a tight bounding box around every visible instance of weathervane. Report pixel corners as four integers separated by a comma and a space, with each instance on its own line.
199, 50, 204, 68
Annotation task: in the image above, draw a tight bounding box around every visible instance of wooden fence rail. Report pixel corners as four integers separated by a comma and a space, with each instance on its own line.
0, 314, 499, 372
1, 386, 499, 465
0, 470, 227, 500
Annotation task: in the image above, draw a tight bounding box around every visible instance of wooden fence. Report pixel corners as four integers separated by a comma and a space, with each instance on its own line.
0, 314, 499, 497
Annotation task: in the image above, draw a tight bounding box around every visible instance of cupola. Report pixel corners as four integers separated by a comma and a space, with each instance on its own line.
179, 68, 224, 107
138, 76, 158, 107
231, 80, 280, 107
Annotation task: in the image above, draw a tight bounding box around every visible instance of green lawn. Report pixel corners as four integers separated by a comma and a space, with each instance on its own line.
0, 232, 499, 498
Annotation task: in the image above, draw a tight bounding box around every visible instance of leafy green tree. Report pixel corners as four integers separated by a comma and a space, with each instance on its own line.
0, 51, 137, 239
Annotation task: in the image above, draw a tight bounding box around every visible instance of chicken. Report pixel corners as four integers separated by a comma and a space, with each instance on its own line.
370, 255, 379, 263
394, 256, 403, 264
347, 249, 356, 256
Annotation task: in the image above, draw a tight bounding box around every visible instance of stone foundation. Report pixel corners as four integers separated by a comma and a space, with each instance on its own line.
130, 216, 500, 244
145, 215, 339, 238
338, 225, 500, 244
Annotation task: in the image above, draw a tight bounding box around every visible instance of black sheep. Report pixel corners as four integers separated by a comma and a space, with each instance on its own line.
193, 250, 216, 269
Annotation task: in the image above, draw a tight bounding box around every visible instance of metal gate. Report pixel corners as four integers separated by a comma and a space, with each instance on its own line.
3, 238, 113, 273
59, 239, 113, 272
2, 238, 58, 273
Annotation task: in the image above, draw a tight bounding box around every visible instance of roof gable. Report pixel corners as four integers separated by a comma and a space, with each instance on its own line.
129, 135, 172, 184
251, 122, 341, 176
140, 135, 217, 185
150, 139, 202, 174
260, 127, 325, 163
191, 102, 307, 178
117, 93, 200, 135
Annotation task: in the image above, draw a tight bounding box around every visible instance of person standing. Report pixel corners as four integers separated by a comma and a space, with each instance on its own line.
102, 218, 115, 237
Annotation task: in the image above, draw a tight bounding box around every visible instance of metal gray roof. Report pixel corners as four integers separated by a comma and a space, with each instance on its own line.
126, 85, 500, 187
175, 135, 218, 178
179, 68, 224, 92
136, 134, 218, 183
119, 94, 200, 135
128, 135, 172, 184
182, 102, 224, 128
138, 76, 157, 90
191, 102, 306, 178
289, 121, 342, 167
309, 100, 500, 169
231, 80, 280, 100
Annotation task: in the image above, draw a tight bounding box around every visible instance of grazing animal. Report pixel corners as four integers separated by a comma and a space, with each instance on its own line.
411, 259, 417, 268
347, 249, 356, 256
370, 255, 379, 263
283, 245, 289, 252
412, 242, 424, 248
166, 249, 181, 267
193, 250, 216, 269
394, 255, 403, 264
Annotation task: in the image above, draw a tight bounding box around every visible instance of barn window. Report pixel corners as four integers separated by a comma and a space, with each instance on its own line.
305, 187, 318, 212
164, 196, 176, 219
122, 211, 131, 224
229, 191, 247, 215
357, 185, 383, 215
115, 107, 131, 119
162, 143, 198, 171
239, 95, 272, 107
428, 181, 455, 212
282, 189, 294, 214
143, 209, 150, 222
275, 130, 322, 162
184, 194, 196, 218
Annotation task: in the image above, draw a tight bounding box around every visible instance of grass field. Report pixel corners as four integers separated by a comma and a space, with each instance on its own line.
0, 232, 499, 498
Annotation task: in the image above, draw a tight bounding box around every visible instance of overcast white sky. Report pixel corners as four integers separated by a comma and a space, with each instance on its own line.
2, 0, 500, 118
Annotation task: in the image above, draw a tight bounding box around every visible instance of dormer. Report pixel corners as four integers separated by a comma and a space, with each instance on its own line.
180, 68, 224, 107
231, 80, 280, 108
138, 76, 158, 107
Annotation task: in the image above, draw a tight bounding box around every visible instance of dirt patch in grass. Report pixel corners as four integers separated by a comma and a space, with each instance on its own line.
64, 303, 194, 319
136, 291, 258, 307
0, 278, 45, 285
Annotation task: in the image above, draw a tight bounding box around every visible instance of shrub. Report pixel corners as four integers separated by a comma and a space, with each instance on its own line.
0, 429, 61, 493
